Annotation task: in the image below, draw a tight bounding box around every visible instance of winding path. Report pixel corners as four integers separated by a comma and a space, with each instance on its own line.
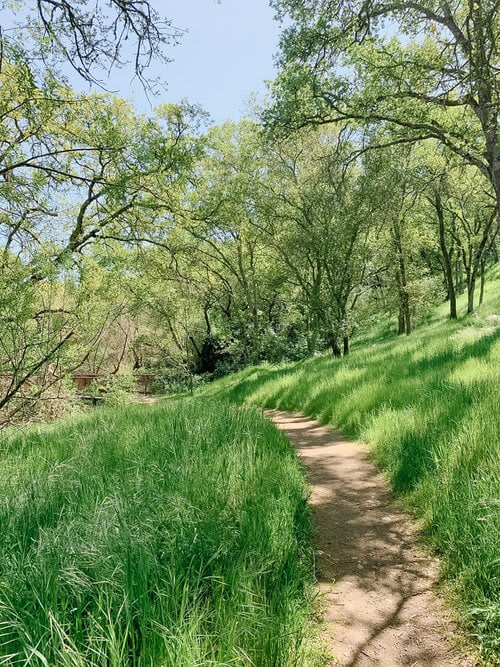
266, 410, 475, 667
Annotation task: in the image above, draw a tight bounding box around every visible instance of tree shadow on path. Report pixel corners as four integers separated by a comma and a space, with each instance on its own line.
266, 410, 475, 667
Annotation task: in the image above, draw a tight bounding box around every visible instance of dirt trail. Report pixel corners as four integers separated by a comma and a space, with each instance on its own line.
266, 410, 475, 667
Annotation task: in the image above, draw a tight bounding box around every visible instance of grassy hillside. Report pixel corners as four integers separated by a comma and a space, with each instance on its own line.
0, 399, 313, 666
205, 266, 500, 663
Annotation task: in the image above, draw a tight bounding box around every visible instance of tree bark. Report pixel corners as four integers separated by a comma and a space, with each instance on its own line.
329, 334, 342, 357
434, 191, 457, 319
343, 335, 349, 356
479, 258, 486, 306
392, 220, 411, 334
467, 274, 476, 314
398, 305, 406, 335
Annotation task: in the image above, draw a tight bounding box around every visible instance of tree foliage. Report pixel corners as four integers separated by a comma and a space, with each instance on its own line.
266, 0, 500, 216
1, 0, 182, 84
0, 0, 498, 425
0, 51, 203, 423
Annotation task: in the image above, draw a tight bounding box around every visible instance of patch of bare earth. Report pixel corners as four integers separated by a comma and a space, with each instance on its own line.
135, 396, 158, 404
266, 410, 476, 667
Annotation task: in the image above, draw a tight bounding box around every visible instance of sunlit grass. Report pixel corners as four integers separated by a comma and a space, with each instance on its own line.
0, 399, 313, 666
205, 269, 500, 663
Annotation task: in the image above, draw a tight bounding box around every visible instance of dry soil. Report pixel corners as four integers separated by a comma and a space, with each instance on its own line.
266, 409, 476, 667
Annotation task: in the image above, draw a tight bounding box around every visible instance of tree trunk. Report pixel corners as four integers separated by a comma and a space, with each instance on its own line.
455, 255, 464, 295
329, 334, 342, 357
467, 275, 476, 314
237, 241, 260, 364
398, 305, 406, 335
484, 124, 500, 236
396, 268, 411, 334
392, 219, 411, 335
435, 191, 457, 319
479, 258, 486, 306
343, 335, 349, 356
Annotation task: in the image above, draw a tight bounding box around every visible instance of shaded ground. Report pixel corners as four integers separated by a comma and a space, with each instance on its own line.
266, 410, 476, 667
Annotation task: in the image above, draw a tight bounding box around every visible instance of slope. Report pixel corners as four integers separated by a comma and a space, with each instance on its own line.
204, 265, 500, 663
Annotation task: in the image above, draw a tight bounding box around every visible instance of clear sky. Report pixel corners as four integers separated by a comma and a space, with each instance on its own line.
102, 0, 283, 124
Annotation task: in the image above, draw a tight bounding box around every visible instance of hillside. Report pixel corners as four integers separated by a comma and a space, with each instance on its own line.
205, 265, 500, 663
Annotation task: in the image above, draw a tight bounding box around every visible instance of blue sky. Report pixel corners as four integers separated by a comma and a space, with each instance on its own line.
102, 0, 283, 124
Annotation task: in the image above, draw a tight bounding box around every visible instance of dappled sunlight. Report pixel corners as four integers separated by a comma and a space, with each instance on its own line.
205, 269, 500, 659
449, 325, 500, 351
268, 412, 464, 667
448, 357, 499, 386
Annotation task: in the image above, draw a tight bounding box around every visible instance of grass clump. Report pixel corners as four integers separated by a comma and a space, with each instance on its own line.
205, 268, 500, 663
0, 398, 313, 666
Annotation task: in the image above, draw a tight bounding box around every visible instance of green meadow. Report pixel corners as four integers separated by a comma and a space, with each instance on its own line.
205, 267, 500, 663
0, 400, 312, 665
1, 272, 499, 666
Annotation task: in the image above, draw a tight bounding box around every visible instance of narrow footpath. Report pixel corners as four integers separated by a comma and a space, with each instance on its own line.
266, 410, 475, 667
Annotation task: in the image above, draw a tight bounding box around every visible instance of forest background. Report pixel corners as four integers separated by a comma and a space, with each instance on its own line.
0, 0, 498, 424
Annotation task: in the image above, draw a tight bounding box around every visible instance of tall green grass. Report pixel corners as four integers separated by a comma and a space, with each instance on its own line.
0, 399, 313, 665
205, 267, 500, 663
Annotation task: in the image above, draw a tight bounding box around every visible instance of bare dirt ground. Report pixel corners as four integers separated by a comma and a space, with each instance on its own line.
266, 410, 476, 667
135, 395, 158, 403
